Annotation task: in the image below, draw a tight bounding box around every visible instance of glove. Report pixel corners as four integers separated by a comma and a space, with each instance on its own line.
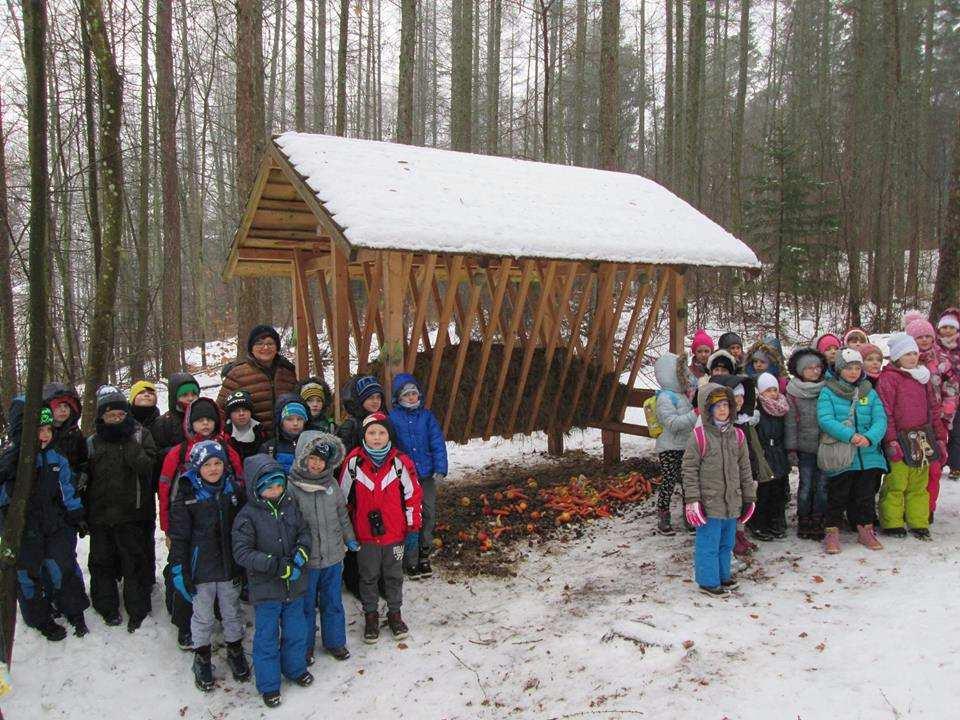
346, 539, 360, 552
289, 566, 302, 583
885, 441, 904, 464
292, 546, 309, 568
684, 502, 707, 528
279, 562, 293, 581
76, 520, 89, 539
171, 564, 194, 603
787, 451, 799, 467
739, 502, 756, 524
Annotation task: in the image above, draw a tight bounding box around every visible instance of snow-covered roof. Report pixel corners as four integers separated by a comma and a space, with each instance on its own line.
272, 132, 761, 269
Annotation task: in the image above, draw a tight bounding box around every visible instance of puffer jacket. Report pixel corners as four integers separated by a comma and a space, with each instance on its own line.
920, 345, 957, 429
339, 444, 422, 546
287, 431, 355, 569
217, 357, 298, 438
785, 348, 828, 454
86, 416, 157, 526
876, 363, 947, 448
652, 354, 696, 452
335, 376, 388, 451
232, 454, 311, 603
150, 372, 199, 461
817, 376, 888, 476
756, 404, 790, 479
388, 373, 448, 478
937, 317, 960, 430
259, 394, 305, 473
42, 383, 89, 489
168, 465, 243, 585
681, 383, 756, 519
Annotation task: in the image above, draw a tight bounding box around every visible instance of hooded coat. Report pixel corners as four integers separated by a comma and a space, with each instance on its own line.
387, 373, 448, 479
42, 383, 89, 488
231, 454, 311, 603
653, 354, 697, 452
259, 393, 307, 473
744, 339, 787, 387
785, 348, 828, 454
150, 372, 200, 461
287, 432, 356, 569
876, 363, 948, 449
86, 415, 158, 526
681, 383, 756, 518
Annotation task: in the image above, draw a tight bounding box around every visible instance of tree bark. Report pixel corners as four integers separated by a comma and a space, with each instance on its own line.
79, 16, 102, 277
312, 0, 326, 132
336, 0, 348, 136
0, 91, 18, 399
730, 0, 749, 233
572, 0, 586, 166
295, 0, 306, 131
485, 0, 502, 154
598, 0, 620, 171
684, 0, 705, 202
131, 0, 151, 380
930, 110, 960, 321
396, 0, 416, 144
450, 0, 472, 151
664, 0, 674, 185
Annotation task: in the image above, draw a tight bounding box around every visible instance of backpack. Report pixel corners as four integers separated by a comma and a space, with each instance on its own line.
693, 424, 745, 458
344, 454, 407, 516
644, 389, 679, 439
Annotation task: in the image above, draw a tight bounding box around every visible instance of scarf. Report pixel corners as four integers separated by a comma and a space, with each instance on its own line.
231, 418, 260, 443
786, 377, 824, 400
96, 415, 136, 442
712, 419, 730, 432
939, 335, 958, 350
398, 397, 421, 410
363, 440, 392, 467
901, 365, 931, 384
824, 377, 870, 402
759, 393, 789, 417
130, 404, 159, 426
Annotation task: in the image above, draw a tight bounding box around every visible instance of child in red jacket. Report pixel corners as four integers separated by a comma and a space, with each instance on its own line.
339, 413, 422, 645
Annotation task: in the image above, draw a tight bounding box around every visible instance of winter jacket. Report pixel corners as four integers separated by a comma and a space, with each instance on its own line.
168, 466, 243, 586
217, 355, 298, 437
784, 348, 828, 454
287, 432, 355, 569
756, 405, 790, 480
42, 383, 89, 490
711, 374, 771, 482
297, 376, 337, 433
920, 345, 957, 428
681, 383, 756, 519
157, 398, 244, 532
876, 364, 948, 450
130, 404, 160, 429
232, 454, 311, 603
258, 394, 305, 473
150, 372, 199, 461
335, 376, 389, 452
339, 445, 422, 546
14, 443, 84, 537
937, 333, 960, 430
817, 377, 888, 476
388, 373, 448, 479
225, 418, 268, 462
744, 339, 788, 392
86, 416, 158, 526
653, 354, 697, 452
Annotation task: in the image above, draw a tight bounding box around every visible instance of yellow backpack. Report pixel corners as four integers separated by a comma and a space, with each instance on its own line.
643, 394, 664, 438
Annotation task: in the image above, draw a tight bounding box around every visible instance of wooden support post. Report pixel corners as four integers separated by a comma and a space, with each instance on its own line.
547, 430, 564, 456
601, 429, 621, 465
381, 251, 406, 396
597, 264, 621, 465
294, 250, 324, 380
330, 243, 351, 421
668, 266, 687, 356
292, 268, 309, 378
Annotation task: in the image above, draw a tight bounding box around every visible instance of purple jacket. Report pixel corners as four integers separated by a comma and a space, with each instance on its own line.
876, 364, 947, 447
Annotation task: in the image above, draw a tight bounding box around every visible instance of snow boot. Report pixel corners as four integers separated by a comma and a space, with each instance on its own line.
67, 614, 89, 638
657, 510, 675, 536
911, 528, 932, 542
698, 585, 727, 597
748, 523, 774, 542
294, 671, 314, 687
823, 527, 841, 554
37, 619, 67, 642
417, 559, 433, 579
721, 577, 740, 590
226, 640, 250, 681
770, 513, 787, 539
363, 611, 380, 644
262, 691, 281, 708
929, 510, 935, 525
328, 646, 350, 661
127, 615, 144, 634
177, 628, 193, 651
797, 516, 810, 539
103, 613, 122, 627
305, 650, 314, 666
387, 610, 409, 640
949, 469, 960, 481
193, 646, 215, 692
809, 515, 826, 541
881, 526, 907, 538
404, 564, 421, 580
856, 524, 883, 551
733, 530, 753, 557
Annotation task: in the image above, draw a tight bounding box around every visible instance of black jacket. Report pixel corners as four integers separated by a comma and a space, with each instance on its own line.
86, 416, 157, 526
150, 373, 199, 463
756, 406, 790, 480
225, 418, 269, 463
168, 471, 243, 586
42, 383, 89, 490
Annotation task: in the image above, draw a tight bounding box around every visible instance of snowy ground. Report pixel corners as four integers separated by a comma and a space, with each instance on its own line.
6, 436, 958, 719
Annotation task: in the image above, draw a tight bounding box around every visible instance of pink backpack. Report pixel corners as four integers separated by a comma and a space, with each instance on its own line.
693, 424, 745, 458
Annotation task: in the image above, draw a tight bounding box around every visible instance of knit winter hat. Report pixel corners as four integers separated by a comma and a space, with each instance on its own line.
354, 376, 384, 405
96, 385, 129, 417
38, 407, 54, 427
815, 333, 841, 354
189, 399, 220, 426
361, 411, 392, 437
189, 439, 228, 470
690, 329, 715, 354
905, 318, 936, 341
750, 348, 770, 366
280, 402, 308, 421
256, 469, 286, 496
756, 372, 779, 394
938, 311, 960, 330
224, 389, 254, 414
706, 388, 729, 413
706, 350, 736, 375
176, 382, 201, 400
732, 384, 745, 397
717, 332, 743, 350
858, 342, 883, 361
309, 441, 336, 463
128, 380, 157, 405
794, 353, 823, 376
834, 348, 864, 373
888, 333, 919, 362
299, 382, 327, 403
247, 324, 281, 354
843, 328, 868, 345
902, 309, 925, 330
398, 383, 419, 398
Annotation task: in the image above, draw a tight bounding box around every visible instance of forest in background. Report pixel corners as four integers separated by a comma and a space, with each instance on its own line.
0, 0, 959, 416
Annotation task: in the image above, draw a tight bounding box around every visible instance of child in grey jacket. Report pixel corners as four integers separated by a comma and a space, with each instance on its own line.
653, 353, 697, 535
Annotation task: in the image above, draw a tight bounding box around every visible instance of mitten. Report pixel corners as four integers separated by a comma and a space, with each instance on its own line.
885, 441, 904, 463
292, 546, 309, 568
171, 564, 194, 603
279, 562, 294, 581
289, 566, 302, 583
346, 540, 360, 552
739, 502, 756, 524
684, 502, 707, 528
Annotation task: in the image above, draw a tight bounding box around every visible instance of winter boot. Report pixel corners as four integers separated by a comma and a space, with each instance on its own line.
193, 646, 215, 692
294, 671, 314, 687
103, 613, 123, 627
856, 524, 883, 551
797, 516, 809, 539
387, 610, 409, 640
733, 530, 753, 557
127, 615, 144, 634
67, 614, 89, 638
363, 611, 380, 644
770, 512, 787, 539
328, 646, 350, 661
404, 564, 421, 580
881, 526, 907, 538
698, 585, 727, 597
417, 559, 433, 578
823, 527, 841, 554
177, 628, 193, 651
262, 691, 281, 708
37, 619, 67, 642
949, 469, 960, 481
809, 515, 826, 541
226, 640, 250, 681
748, 522, 774, 542
911, 528, 932, 541
657, 510, 675, 536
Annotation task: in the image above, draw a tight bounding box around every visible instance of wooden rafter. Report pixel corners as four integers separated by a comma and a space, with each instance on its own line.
585, 264, 635, 418
546, 270, 597, 434
358, 258, 384, 368
424, 256, 465, 408
294, 250, 324, 380
615, 271, 669, 422
443, 266, 484, 436
405, 254, 437, 367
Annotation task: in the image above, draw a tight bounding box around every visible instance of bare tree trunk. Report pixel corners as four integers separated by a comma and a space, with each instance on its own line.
730, 0, 749, 233
485, 0, 502, 154
0, 91, 19, 399
674, 0, 684, 182
312, 0, 326, 132
572, 0, 585, 166
295, 0, 306, 131
79, 16, 102, 277
598, 0, 620, 171
396, 0, 416, 144
664, 0, 674, 185
685, 0, 705, 203
131, 0, 151, 380
930, 110, 960, 321
336, 0, 348, 136
450, 0, 472, 151
636, 0, 646, 173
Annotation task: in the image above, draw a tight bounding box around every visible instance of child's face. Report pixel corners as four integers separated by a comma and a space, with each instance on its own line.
133, 390, 157, 407
847, 338, 864, 350
192, 417, 215, 437
400, 389, 420, 406
51, 403, 72, 424
260, 483, 284, 500
282, 415, 305, 435
863, 352, 883, 375
915, 334, 935, 352
178, 391, 199, 408
752, 357, 768, 373
940, 325, 958, 340
760, 387, 780, 401
840, 364, 862, 383
710, 366, 730, 377
728, 344, 743, 361
734, 394, 744, 411
306, 455, 327, 474
199, 458, 224, 483
103, 409, 127, 425
694, 346, 711, 365
305, 397, 325, 416
801, 364, 822, 382
38, 426, 53, 447
364, 424, 389, 450
898, 351, 920, 370
823, 346, 838, 363
362, 394, 382, 413
230, 407, 251, 426
711, 401, 730, 422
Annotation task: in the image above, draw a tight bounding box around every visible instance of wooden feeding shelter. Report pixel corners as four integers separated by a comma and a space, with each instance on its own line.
223, 133, 761, 462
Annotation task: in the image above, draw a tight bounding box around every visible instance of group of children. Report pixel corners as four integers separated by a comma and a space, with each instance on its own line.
0, 346, 449, 709
656, 309, 960, 596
